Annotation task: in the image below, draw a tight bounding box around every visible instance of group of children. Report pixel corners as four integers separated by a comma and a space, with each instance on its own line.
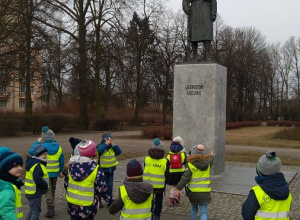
0, 127, 293, 220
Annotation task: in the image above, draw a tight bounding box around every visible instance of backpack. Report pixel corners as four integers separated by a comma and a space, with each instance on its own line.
170, 154, 182, 169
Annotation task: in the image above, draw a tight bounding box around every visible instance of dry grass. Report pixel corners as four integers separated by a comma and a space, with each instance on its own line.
226, 126, 300, 149
226, 152, 300, 166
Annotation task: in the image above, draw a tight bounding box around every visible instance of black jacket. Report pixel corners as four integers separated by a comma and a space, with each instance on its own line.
24, 155, 48, 199
146, 148, 168, 194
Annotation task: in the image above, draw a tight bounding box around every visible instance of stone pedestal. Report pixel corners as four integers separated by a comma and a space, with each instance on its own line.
173, 63, 227, 175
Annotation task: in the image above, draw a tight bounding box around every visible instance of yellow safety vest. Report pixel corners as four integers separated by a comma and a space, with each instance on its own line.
99, 148, 119, 168
47, 146, 62, 173
143, 157, 167, 189
119, 185, 153, 220
187, 162, 211, 192
167, 152, 186, 173
66, 165, 99, 206
12, 184, 23, 220
24, 163, 49, 195
253, 185, 292, 220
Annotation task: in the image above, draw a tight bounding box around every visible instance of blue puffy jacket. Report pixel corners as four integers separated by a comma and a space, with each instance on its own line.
96, 142, 122, 174
32, 140, 64, 178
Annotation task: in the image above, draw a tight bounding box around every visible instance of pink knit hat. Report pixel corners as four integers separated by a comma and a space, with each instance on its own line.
77, 140, 96, 157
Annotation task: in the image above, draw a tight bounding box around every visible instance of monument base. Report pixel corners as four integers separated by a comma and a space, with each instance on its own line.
173, 63, 227, 175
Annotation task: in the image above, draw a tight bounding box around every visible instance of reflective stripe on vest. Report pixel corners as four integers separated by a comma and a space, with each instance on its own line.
25, 163, 49, 195
46, 146, 62, 173
187, 162, 211, 192
66, 165, 98, 206
12, 184, 23, 219
143, 157, 167, 189
253, 185, 292, 220
100, 148, 119, 168
167, 152, 186, 173
119, 185, 152, 220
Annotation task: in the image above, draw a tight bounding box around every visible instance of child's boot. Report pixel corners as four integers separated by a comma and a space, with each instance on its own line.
169, 197, 174, 206
45, 206, 55, 218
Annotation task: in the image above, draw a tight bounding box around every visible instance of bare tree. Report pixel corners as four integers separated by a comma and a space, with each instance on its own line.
152, 10, 186, 124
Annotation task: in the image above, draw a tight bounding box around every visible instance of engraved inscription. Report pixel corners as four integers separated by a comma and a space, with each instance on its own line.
185, 84, 203, 96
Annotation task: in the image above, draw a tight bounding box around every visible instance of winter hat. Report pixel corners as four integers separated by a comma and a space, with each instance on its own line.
170, 141, 184, 153
173, 136, 184, 146
127, 159, 143, 177
77, 140, 96, 157
69, 137, 81, 150
191, 144, 205, 155
29, 144, 48, 157
256, 150, 282, 176
41, 126, 55, 141
0, 147, 23, 174
102, 133, 112, 141
152, 138, 164, 149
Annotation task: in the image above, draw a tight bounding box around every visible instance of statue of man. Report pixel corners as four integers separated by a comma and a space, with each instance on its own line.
182, 0, 217, 61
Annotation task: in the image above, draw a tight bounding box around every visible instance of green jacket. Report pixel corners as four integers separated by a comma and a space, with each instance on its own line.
0, 179, 18, 220
176, 154, 214, 205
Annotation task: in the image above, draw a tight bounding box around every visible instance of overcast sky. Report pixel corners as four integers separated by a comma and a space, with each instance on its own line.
165, 0, 300, 44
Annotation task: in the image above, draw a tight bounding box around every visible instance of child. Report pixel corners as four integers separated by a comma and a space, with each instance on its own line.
242, 150, 292, 220
96, 133, 122, 206
166, 136, 187, 206
109, 159, 153, 219
65, 139, 110, 220
34, 126, 64, 217
0, 147, 24, 220
143, 138, 167, 220
25, 144, 49, 220
69, 137, 81, 157
175, 144, 215, 220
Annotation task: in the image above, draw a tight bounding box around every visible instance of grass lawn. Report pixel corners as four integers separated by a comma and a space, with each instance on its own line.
226, 126, 300, 165
226, 126, 300, 149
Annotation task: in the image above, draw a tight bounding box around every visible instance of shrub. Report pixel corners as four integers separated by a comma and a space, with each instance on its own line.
226, 121, 261, 130
92, 119, 120, 131
266, 120, 299, 127
23, 113, 75, 133
142, 126, 172, 140
0, 117, 23, 136
273, 127, 300, 140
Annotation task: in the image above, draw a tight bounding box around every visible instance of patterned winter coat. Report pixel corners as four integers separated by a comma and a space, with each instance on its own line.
64, 155, 109, 218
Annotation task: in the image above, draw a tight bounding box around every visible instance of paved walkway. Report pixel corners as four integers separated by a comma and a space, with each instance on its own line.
1, 130, 299, 219
21, 159, 300, 220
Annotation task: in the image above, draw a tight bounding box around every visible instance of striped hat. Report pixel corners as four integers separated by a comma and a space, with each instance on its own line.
0, 147, 23, 174
29, 144, 48, 157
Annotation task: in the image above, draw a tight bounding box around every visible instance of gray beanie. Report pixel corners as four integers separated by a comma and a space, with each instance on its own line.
256, 150, 282, 176
152, 138, 164, 149
191, 145, 204, 155
41, 126, 55, 141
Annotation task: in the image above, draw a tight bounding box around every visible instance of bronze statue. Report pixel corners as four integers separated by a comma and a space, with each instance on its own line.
182, 0, 217, 61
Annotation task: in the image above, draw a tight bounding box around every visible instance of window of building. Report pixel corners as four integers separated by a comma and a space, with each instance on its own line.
31, 86, 35, 94
0, 68, 6, 75
19, 100, 26, 108
0, 100, 7, 108
0, 85, 7, 92
19, 85, 26, 97
42, 94, 48, 103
